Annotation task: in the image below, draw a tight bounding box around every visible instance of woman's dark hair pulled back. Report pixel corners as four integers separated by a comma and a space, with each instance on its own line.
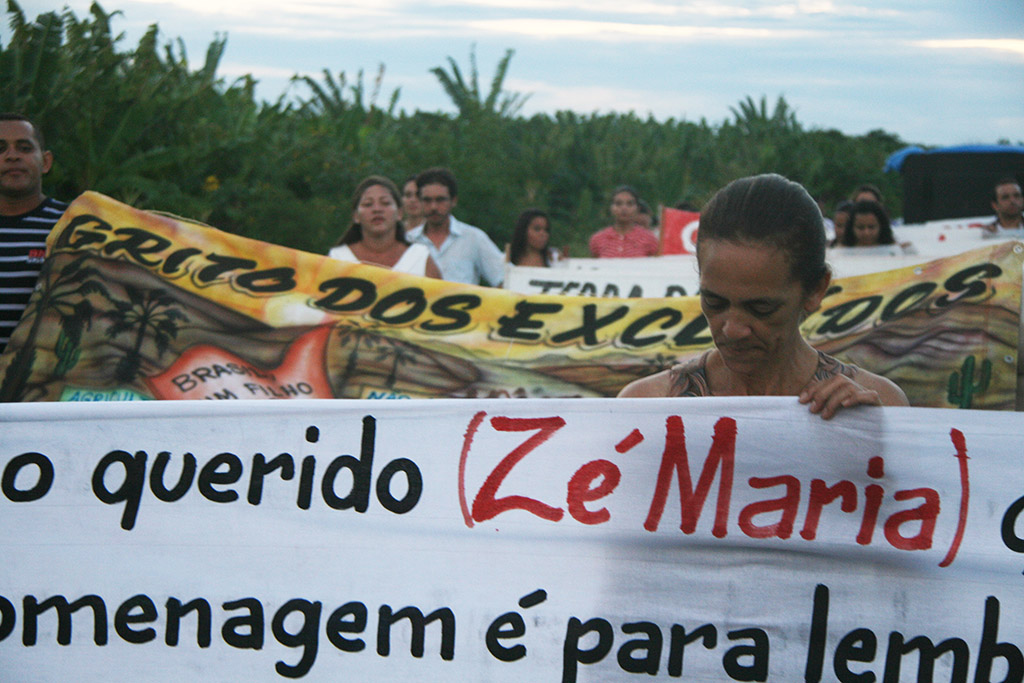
698, 173, 828, 292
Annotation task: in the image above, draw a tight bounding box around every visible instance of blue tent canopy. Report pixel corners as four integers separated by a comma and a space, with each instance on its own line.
883, 145, 1024, 223
885, 145, 1024, 173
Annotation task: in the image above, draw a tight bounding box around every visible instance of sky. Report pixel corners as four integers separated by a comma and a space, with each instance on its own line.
15, 0, 1024, 146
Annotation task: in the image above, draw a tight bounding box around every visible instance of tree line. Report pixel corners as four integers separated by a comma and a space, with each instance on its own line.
3, 1, 913, 257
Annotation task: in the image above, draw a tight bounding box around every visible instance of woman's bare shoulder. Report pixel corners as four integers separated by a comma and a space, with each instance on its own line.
820, 351, 909, 407
617, 370, 674, 398
855, 368, 909, 407
617, 353, 711, 398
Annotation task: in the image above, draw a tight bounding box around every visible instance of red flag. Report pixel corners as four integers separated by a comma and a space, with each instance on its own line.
660, 208, 700, 255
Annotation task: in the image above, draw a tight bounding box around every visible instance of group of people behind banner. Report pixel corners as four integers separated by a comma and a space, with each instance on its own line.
827, 180, 1024, 250
330, 168, 568, 282
326, 165, 1024, 284
325, 169, 912, 418
328, 169, 504, 286
5, 112, 1023, 419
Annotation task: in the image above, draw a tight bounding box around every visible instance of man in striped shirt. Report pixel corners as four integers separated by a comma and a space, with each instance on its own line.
1, 113, 67, 355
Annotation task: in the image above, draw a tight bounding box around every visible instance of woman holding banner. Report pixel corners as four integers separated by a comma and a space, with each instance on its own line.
329, 175, 442, 278
618, 174, 907, 419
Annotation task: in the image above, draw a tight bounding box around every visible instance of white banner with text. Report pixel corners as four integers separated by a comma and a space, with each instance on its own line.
2, 399, 1023, 681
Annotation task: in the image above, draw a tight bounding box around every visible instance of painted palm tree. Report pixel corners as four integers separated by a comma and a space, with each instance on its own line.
375, 339, 422, 389
335, 322, 384, 384
102, 286, 188, 383
0, 255, 111, 401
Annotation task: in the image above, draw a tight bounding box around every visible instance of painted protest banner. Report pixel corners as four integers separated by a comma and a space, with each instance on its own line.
0, 192, 1020, 408
2, 398, 1023, 681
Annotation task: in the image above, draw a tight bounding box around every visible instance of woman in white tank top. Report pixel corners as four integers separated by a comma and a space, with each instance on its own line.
328, 175, 441, 278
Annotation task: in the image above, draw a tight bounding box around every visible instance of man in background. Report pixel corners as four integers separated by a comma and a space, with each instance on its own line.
982, 176, 1024, 238
407, 167, 504, 286
0, 113, 67, 355
401, 174, 424, 231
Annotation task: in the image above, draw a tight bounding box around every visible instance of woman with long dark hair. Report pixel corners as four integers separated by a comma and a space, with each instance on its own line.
509, 209, 559, 267
329, 175, 441, 278
841, 200, 895, 247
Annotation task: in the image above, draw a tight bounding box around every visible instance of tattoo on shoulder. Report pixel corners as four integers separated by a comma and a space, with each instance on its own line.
815, 352, 858, 382
668, 354, 712, 397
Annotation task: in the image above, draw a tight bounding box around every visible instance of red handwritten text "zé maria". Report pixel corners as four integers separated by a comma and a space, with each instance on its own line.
457, 414, 969, 566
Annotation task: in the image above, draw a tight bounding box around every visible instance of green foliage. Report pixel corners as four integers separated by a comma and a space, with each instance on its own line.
3, 2, 915, 258
430, 45, 528, 119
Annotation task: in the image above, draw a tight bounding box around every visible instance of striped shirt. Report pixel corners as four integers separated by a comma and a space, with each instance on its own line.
1, 197, 68, 354
588, 225, 659, 258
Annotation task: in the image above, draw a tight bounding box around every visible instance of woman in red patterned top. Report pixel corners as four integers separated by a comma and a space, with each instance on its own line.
588, 185, 659, 258
618, 174, 907, 419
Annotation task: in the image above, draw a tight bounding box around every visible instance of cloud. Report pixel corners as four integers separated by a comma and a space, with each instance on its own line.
119, 0, 847, 16
111, 0, 897, 39
914, 39, 1024, 59
989, 115, 1024, 136
126, 0, 399, 18
442, 0, 680, 14
227, 15, 812, 44
412, 0, 896, 20
469, 18, 806, 42
25, 0, 1021, 145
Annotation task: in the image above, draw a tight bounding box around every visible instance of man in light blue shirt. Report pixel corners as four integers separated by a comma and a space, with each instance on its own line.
406, 167, 505, 286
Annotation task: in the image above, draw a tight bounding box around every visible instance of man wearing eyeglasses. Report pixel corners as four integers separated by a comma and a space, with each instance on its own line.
407, 167, 505, 287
